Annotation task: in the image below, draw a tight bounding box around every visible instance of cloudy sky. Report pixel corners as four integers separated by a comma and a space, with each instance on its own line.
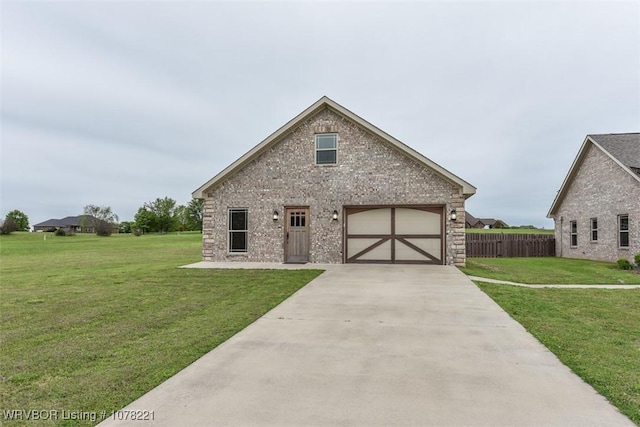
2, 1, 638, 229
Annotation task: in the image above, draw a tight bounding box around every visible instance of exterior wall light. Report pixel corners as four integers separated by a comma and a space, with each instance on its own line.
450, 209, 457, 221
332, 210, 339, 221
273, 210, 279, 221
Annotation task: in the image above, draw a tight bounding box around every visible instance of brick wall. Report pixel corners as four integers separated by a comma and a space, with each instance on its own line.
203, 107, 468, 265
553, 144, 640, 262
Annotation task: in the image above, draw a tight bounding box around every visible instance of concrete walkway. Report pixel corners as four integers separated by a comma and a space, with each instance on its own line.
99, 264, 633, 427
468, 275, 640, 289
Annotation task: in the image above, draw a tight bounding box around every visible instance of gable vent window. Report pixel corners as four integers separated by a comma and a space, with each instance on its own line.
590, 218, 598, 242
618, 214, 629, 248
569, 220, 577, 247
229, 209, 248, 253
316, 134, 337, 165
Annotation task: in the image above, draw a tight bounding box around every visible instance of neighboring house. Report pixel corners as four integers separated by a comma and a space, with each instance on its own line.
465, 212, 508, 229
192, 96, 476, 266
547, 133, 639, 262
33, 215, 118, 234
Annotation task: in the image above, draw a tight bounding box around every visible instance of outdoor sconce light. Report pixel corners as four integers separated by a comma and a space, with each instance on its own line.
332, 210, 339, 221
450, 209, 457, 221
273, 210, 279, 221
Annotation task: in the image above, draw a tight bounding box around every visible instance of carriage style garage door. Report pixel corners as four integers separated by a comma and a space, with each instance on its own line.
345, 206, 444, 264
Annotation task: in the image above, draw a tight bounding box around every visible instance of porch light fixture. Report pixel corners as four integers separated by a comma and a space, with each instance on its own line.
273, 210, 279, 221
332, 210, 339, 221
450, 209, 457, 221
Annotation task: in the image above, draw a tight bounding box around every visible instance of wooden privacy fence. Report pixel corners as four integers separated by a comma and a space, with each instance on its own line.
466, 233, 556, 258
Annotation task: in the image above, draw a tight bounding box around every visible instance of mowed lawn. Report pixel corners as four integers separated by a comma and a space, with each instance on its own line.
462, 257, 640, 284
462, 257, 640, 424
0, 232, 322, 426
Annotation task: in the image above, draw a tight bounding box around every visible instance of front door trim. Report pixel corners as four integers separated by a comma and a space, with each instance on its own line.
284, 206, 310, 263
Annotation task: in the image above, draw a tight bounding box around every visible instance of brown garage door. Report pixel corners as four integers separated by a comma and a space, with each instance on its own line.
345, 206, 444, 264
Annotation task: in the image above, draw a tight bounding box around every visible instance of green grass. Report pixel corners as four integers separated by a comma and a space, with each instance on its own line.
466, 228, 554, 234
477, 283, 640, 425
460, 257, 640, 284
0, 232, 323, 426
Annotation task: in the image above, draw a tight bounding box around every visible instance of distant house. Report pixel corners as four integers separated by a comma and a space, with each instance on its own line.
33, 215, 118, 234
193, 96, 476, 265
465, 212, 508, 229
547, 133, 639, 261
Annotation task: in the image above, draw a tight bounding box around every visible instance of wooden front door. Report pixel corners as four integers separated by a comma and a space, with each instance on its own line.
285, 207, 310, 263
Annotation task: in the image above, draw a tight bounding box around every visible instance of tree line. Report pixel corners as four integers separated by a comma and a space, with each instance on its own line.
0, 197, 204, 236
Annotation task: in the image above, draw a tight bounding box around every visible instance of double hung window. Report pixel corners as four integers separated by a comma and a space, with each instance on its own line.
229, 209, 248, 252
590, 218, 598, 242
569, 220, 577, 247
619, 214, 629, 248
316, 134, 337, 165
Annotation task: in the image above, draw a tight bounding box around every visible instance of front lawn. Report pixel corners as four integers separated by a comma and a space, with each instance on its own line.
477, 283, 640, 425
0, 232, 323, 426
461, 257, 640, 284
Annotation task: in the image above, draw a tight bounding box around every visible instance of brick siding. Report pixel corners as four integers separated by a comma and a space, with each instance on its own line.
203, 107, 468, 265
553, 144, 640, 262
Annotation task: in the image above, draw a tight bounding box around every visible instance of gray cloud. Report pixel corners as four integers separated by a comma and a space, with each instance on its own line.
2, 1, 638, 228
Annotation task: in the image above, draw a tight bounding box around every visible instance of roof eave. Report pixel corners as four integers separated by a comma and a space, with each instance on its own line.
547, 136, 592, 218
193, 96, 477, 199
547, 134, 640, 218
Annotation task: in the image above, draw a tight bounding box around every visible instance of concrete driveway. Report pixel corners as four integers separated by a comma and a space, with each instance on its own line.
99, 264, 633, 426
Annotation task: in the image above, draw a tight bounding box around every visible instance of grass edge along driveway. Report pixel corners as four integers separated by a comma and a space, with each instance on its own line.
0, 232, 323, 427
462, 257, 640, 425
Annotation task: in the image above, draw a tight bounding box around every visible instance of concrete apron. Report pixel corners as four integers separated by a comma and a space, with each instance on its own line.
98, 264, 634, 427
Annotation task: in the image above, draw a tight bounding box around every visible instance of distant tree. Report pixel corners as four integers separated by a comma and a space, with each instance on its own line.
144, 197, 177, 233
133, 206, 155, 234
187, 199, 204, 232
0, 218, 18, 235
81, 205, 119, 236
174, 205, 189, 231
5, 210, 30, 231
119, 221, 134, 234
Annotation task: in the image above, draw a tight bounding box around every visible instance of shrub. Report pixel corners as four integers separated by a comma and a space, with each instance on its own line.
635, 254, 640, 268
0, 218, 18, 235
54, 228, 66, 237
95, 221, 113, 236
616, 258, 633, 270
133, 229, 143, 237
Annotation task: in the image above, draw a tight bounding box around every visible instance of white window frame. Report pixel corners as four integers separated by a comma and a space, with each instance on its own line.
618, 214, 629, 248
228, 208, 248, 253
569, 220, 577, 248
315, 134, 338, 165
590, 217, 598, 242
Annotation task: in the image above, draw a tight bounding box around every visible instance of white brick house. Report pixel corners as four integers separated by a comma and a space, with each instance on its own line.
193, 97, 476, 266
547, 133, 640, 262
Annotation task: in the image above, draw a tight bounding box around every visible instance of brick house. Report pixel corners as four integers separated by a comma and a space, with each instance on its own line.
192, 97, 476, 266
33, 215, 118, 234
547, 133, 639, 262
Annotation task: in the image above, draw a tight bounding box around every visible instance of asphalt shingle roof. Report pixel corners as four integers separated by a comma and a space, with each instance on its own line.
590, 133, 640, 173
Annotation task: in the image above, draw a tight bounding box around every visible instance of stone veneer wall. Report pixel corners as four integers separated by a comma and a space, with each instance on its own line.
202, 107, 468, 265
552, 144, 640, 262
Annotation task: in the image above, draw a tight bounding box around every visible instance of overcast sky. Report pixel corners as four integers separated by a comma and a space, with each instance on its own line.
2, 1, 638, 229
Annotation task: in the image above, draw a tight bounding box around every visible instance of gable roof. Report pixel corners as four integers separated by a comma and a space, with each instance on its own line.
33, 215, 111, 228
192, 96, 476, 199
465, 212, 480, 226
547, 133, 640, 217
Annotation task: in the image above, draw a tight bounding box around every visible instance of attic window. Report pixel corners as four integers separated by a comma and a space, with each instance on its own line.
316, 134, 337, 165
